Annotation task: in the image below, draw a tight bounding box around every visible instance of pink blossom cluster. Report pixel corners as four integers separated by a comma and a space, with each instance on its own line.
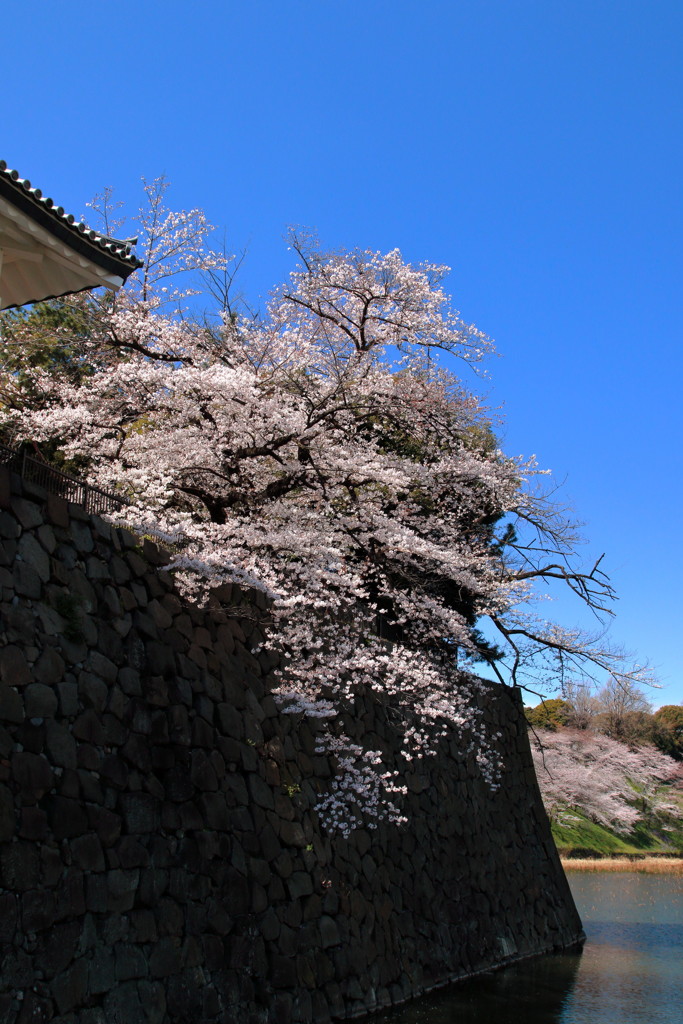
530, 728, 682, 833
312, 735, 408, 837
2, 210, 628, 832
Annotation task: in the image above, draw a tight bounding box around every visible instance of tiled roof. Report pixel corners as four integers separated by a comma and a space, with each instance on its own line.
0, 160, 143, 275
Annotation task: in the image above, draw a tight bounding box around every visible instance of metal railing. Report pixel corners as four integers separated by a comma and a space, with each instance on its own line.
0, 442, 130, 516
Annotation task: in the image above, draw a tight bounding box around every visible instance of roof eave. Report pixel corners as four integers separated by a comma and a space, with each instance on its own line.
0, 172, 141, 282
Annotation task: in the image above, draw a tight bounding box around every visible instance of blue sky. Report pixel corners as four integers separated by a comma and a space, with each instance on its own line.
3, 1, 682, 704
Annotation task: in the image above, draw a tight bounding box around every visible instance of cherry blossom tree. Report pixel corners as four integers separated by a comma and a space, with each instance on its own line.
0, 193, 652, 832
530, 727, 682, 836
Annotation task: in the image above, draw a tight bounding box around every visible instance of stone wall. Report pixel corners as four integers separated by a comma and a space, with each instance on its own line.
0, 468, 583, 1024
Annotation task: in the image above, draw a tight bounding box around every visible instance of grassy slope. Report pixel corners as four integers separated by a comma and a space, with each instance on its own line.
549, 781, 683, 858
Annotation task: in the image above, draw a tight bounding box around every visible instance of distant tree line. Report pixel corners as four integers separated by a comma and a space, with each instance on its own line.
525, 679, 683, 760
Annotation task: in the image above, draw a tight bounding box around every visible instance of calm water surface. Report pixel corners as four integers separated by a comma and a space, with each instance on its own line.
374, 873, 683, 1024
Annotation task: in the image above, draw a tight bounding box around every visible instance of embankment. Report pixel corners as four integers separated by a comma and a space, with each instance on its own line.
0, 468, 583, 1023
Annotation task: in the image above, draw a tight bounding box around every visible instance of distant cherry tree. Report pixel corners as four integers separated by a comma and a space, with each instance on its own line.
530, 728, 681, 836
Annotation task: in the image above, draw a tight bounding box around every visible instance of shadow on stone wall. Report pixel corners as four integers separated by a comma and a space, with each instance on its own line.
0, 467, 583, 1023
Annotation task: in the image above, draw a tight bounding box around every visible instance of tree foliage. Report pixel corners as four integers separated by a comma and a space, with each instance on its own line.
653, 705, 683, 760
530, 727, 682, 839
0, 181, 655, 831
525, 698, 573, 732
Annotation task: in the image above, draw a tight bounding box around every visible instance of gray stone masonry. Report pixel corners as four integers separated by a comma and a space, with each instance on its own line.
0, 466, 583, 1023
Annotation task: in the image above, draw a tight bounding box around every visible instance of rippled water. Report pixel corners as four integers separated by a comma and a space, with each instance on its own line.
373, 872, 683, 1024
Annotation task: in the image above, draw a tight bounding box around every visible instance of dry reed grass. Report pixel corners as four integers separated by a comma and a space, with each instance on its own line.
561, 856, 683, 874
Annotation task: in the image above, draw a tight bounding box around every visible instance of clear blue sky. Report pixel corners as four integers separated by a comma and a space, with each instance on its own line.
3, 1, 682, 704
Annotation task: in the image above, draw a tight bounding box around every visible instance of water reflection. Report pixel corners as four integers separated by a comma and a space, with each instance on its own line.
373, 872, 683, 1024
559, 874, 683, 1024
372, 951, 583, 1023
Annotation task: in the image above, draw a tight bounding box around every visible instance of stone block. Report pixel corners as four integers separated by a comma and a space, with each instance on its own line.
105, 872, 139, 913
250, 880, 268, 913
78, 671, 109, 712
0, 682, 24, 723
87, 806, 122, 847
19, 719, 46, 755
107, 685, 129, 721
273, 849, 294, 879
125, 550, 148, 577
247, 771, 275, 810
149, 937, 182, 979
21, 888, 57, 932
102, 584, 122, 617
72, 709, 106, 744
18, 530, 50, 578
240, 743, 259, 773
117, 836, 150, 869
60, 637, 89, 665
79, 1010, 107, 1024
115, 943, 149, 981
269, 953, 298, 989
0, 893, 18, 942
170, 674, 193, 707
86, 556, 109, 580
19, 806, 48, 841
69, 520, 94, 554
100, 755, 129, 789
110, 555, 132, 585
319, 914, 341, 948
51, 958, 89, 1015
0, 538, 17, 572
145, 640, 176, 678
40, 845, 64, 887
187, 643, 207, 670
155, 895, 184, 936
122, 793, 161, 834
191, 714, 215, 748
120, 733, 151, 773
287, 870, 314, 900
144, 674, 169, 707
1, 947, 34, 992
14, 559, 42, 598
48, 795, 88, 840
102, 980, 145, 1023
71, 833, 106, 872
279, 820, 308, 848
11, 751, 53, 798
37, 521, 57, 552
85, 874, 108, 914
190, 750, 218, 791
147, 598, 173, 629
176, 801, 202, 831
77, 743, 101, 771
199, 791, 231, 830
0, 644, 30, 687
0, 724, 12, 760
40, 922, 81, 979
88, 946, 117, 995
87, 649, 119, 682
46, 492, 69, 527
168, 705, 191, 745
0, 485, 19, 525
34, 646, 66, 685
25, 682, 59, 719
162, 766, 194, 803
10, 495, 42, 530
17, 994, 54, 1024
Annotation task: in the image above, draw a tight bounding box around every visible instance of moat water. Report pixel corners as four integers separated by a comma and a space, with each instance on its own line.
373, 872, 683, 1023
